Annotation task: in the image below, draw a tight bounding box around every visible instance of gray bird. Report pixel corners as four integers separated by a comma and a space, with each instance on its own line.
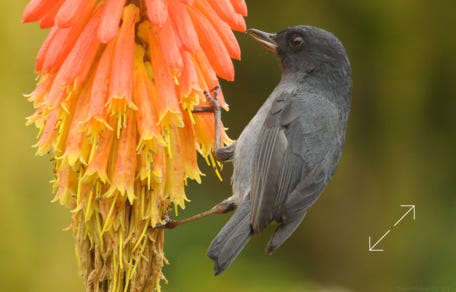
205, 25, 352, 275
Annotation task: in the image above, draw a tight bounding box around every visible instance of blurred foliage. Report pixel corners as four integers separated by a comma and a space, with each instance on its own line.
1, 0, 455, 291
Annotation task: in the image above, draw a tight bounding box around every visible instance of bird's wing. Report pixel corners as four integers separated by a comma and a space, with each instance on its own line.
250, 94, 341, 234
249, 125, 287, 233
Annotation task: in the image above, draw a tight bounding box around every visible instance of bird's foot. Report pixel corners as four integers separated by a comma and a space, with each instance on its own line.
151, 198, 237, 229
151, 214, 178, 229
192, 86, 221, 114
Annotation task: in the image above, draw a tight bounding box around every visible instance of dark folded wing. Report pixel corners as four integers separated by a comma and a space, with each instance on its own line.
249, 95, 342, 233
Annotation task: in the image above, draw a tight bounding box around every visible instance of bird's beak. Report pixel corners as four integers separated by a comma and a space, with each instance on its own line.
247, 28, 278, 54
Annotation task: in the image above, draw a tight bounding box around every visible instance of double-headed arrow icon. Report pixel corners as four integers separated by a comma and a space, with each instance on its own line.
369, 205, 416, 252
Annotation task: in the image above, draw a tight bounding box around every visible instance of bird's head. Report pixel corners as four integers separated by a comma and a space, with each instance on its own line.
247, 26, 351, 90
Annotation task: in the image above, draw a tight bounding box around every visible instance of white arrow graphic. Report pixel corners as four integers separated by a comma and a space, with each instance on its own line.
368, 205, 415, 252
393, 205, 416, 227
369, 229, 391, 252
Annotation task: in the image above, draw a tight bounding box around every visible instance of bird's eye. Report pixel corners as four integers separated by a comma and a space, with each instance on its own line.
289, 35, 304, 48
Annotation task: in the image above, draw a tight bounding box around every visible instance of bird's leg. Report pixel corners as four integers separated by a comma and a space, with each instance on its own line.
192, 86, 235, 162
150, 87, 237, 230
153, 199, 237, 229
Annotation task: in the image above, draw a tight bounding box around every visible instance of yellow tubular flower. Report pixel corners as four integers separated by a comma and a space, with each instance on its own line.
22, 0, 247, 290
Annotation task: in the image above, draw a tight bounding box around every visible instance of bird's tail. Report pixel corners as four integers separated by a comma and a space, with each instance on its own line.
207, 198, 252, 275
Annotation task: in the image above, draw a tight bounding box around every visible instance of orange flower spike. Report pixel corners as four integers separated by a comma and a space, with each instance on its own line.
82, 41, 115, 137
22, 0, 62, 23
85, 117, 116, 184
188, 6, 234, 81
133, 45, 163, 145
168, 0, 199, 53
24, 0, 248, 289
145, 0, 168, 27
55, 0, 96, 28
194, 0, 241, 60
110, 110, 137, 204
144, 22, 183, 128
98, 0, 126, 43
230, 0, 248, 16
208, 0, 246, 32
108, 4, 139, 115
157, 16, 184, 78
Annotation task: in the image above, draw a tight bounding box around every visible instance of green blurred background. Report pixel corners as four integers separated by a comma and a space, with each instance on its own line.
1, 0, 455, 291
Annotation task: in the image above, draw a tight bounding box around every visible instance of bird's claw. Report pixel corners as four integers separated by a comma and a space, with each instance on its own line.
192, 86, 221, 114
203, 85, 221, 110
151, 214, 177, 229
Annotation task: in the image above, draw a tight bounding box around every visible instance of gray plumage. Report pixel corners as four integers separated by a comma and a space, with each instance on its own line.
207, 25, 351, 275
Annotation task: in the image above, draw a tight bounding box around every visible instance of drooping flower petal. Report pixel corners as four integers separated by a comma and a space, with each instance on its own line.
22, 0, 63, 23
85, 116, 116, 184
145, 0, 169, 26
109, 110, 137, 204
81, 41, 115, 138
208, 0, 246, 32
188, 6, 235, 81
35, 26, 56, 72
38, 2, 64, 28
145, 21, 183, 128
157, 16, 184, 78
192, 110, 215, 156
61, 83, 91, 167
193, 49, 228, 108
193, 0, 241, 60
168, 0, 200, 53
25, 74, 54, 108
165, 127, 187, 210
180, 113, 201, 182
58, 7, 102, 90
41, 3, 94, 74
107, 4, 139, 120
55, 0, 96, 28
133, 46, 164, 147
44, 9, 103, 110
35, 108, 59, 155
98, 0, 127, 43
53, 161, 77, 205
178, 52, 199, 100
231, 0, 248, 16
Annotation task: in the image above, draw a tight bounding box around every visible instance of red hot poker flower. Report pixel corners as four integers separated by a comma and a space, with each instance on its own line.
23, 0, 246, 290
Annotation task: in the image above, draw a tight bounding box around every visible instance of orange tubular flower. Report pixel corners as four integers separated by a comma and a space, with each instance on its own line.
23, 0, 246, 291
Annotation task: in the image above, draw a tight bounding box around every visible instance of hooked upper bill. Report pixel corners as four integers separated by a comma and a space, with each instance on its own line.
247, 28, 278, 53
